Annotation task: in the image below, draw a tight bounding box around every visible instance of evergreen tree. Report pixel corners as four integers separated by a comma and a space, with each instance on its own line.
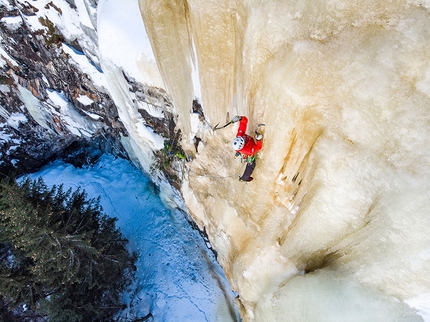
0, 177, 137, 321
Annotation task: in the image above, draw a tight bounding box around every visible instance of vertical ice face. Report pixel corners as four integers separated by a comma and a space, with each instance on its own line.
135, 0, 430, 321
138, 0, 194, 137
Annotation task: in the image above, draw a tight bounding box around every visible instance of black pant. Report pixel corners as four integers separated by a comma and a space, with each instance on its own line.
240, 160, 256, 181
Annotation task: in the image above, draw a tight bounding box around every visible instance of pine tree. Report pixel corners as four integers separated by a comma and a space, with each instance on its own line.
0, 177, 137, 321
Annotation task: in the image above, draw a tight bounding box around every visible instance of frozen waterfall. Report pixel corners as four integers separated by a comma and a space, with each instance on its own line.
97, 0, 430, 321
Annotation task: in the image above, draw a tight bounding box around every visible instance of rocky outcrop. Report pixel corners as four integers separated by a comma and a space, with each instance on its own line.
0, 0, 181, 179
0, 1, 103, 173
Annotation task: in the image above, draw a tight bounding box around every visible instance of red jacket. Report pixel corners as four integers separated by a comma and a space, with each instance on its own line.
235, 116, 262, 156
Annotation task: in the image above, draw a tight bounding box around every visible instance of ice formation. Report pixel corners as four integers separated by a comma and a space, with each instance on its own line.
131, 1, 430, 321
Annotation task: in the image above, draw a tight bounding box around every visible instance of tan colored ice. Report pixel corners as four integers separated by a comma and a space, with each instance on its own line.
137, 1, 430, 320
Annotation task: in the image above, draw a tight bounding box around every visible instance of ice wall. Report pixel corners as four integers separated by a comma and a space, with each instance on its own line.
137, 0, 430, 321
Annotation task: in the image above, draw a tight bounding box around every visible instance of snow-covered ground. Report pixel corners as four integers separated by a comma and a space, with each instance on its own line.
27, 154, 240, 322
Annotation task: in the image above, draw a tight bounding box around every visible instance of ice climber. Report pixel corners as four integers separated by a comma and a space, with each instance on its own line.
231, 115, 263, 182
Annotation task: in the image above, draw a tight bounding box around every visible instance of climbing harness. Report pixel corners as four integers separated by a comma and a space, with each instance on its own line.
235, 152, 255, 164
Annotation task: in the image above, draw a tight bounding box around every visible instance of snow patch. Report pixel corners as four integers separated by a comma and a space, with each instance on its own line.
0, 16, 23, 31
7, 112, 27, 129
17, 84, 50, 130
61, 43, 107, 90
77, 94, 94, 106
135, 121, 165, 150
0, 129, 12, 143
137, 101, 164, 119
0, 44, 18, 67
81, 110, 102, 120
46, 89, 99, 137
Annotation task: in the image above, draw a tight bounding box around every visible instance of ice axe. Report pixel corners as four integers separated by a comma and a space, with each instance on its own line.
213, 120, 233, 131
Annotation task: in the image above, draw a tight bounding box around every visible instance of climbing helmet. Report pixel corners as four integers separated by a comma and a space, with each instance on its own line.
232, 136, 245, 150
